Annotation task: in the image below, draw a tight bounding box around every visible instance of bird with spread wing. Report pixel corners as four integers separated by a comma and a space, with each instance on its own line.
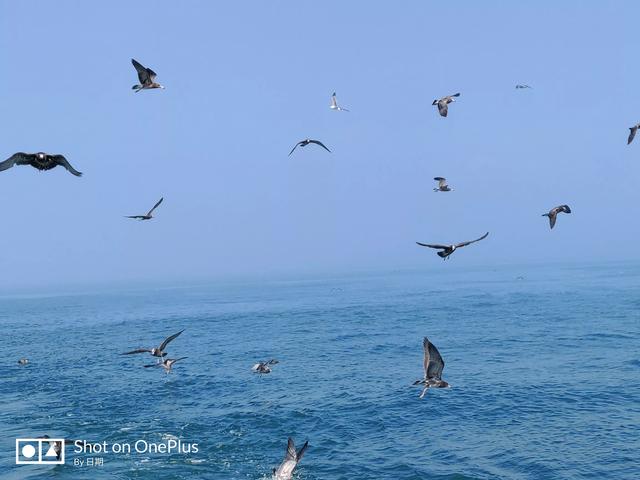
125, 197, 164, 220
131, 58, 165, 92
0, 152, 82, 177
121, 329, 184, 361
416, 232, 488, 260
433, 177, 452, 192
542, 205, 571, 229
432, 93, 460, 117
413, 337, 450, 399
288, 139, 331, 156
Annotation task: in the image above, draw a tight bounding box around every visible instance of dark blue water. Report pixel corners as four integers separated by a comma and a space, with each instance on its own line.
1, 264, 639, 479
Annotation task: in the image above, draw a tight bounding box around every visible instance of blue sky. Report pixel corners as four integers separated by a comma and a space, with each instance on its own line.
0, 2, 638, 288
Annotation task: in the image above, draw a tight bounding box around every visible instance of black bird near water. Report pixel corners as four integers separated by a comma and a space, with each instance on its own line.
273, 437, 308, 480
433, 177, 452, 192
416, 232, 489, 260
0, 152, 82, 177
432, 93, 460, 117
125, 197, 164, 220
542, 205, 571, 229
121, 329, 184, 360
515, 84, 532, 89
413, 337, 449, 399
288, 139, 331, 156
252, 359, 279, 374
131, 59, 165, 92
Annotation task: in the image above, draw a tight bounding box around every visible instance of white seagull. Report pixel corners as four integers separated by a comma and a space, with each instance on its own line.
330, 92, 349, 112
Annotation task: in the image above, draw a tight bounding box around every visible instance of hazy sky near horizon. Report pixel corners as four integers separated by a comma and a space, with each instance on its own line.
0, 1, 639, 288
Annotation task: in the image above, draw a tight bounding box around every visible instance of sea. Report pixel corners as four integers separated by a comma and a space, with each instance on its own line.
1, 263, 639, 479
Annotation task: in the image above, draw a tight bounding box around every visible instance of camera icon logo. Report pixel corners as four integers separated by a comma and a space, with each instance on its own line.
16, 438, 65, 465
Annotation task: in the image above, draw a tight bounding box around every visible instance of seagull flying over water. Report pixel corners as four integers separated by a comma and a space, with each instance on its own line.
288, 139, 331, 156
433, 177, 452, 192
330, 92, 349, 112
144, 357, 187, 374
131, 59, 165, 92
413, 337, 449, 399
252, 359, 279, 374
628, 123, 640, 145
0, 152, 82, 177
542, 205, 571, 229
432, 93, 460, 117
272, 437, 308, 480
121, 329, 184, 360
18, 358, 29, 365
125, 197, 164, 220
416, 232, 489, 260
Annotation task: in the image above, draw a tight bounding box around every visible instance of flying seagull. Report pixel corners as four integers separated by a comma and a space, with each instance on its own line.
413, 337, 449, 399
515, 84, 532, 89
0, 152, 82, 177
542, 205, 571, 229
125, 197, 164, 220
131, 59, 165, 92
252, 359, 279, 374
288, 139, 331, 156
432, 93, 460, 117
330, 92, 349, 112
416, 232, 489, 260
628, 123, 640, 145
273, 437, 308, 480
18, 358, 29, 365
121, 329, 184, 360
433, 177, 452, 192
144, 357, 187, 374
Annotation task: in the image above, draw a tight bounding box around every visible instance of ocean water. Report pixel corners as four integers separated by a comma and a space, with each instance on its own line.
1, 264, 639, 480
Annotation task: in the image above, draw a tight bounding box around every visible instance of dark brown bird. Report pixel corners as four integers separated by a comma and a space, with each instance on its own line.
542, 205, 571, 229
628, 123, 640, 145
252, 359, 279, 374
131, 59, 165, 92
416, 232, 489, 260
121, 329, 184, 360
412, 337, 449, 399
288, 139, 331, 156
432, 93, 460, 117
0, 152, 82, 176
125, 197, 164, 220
